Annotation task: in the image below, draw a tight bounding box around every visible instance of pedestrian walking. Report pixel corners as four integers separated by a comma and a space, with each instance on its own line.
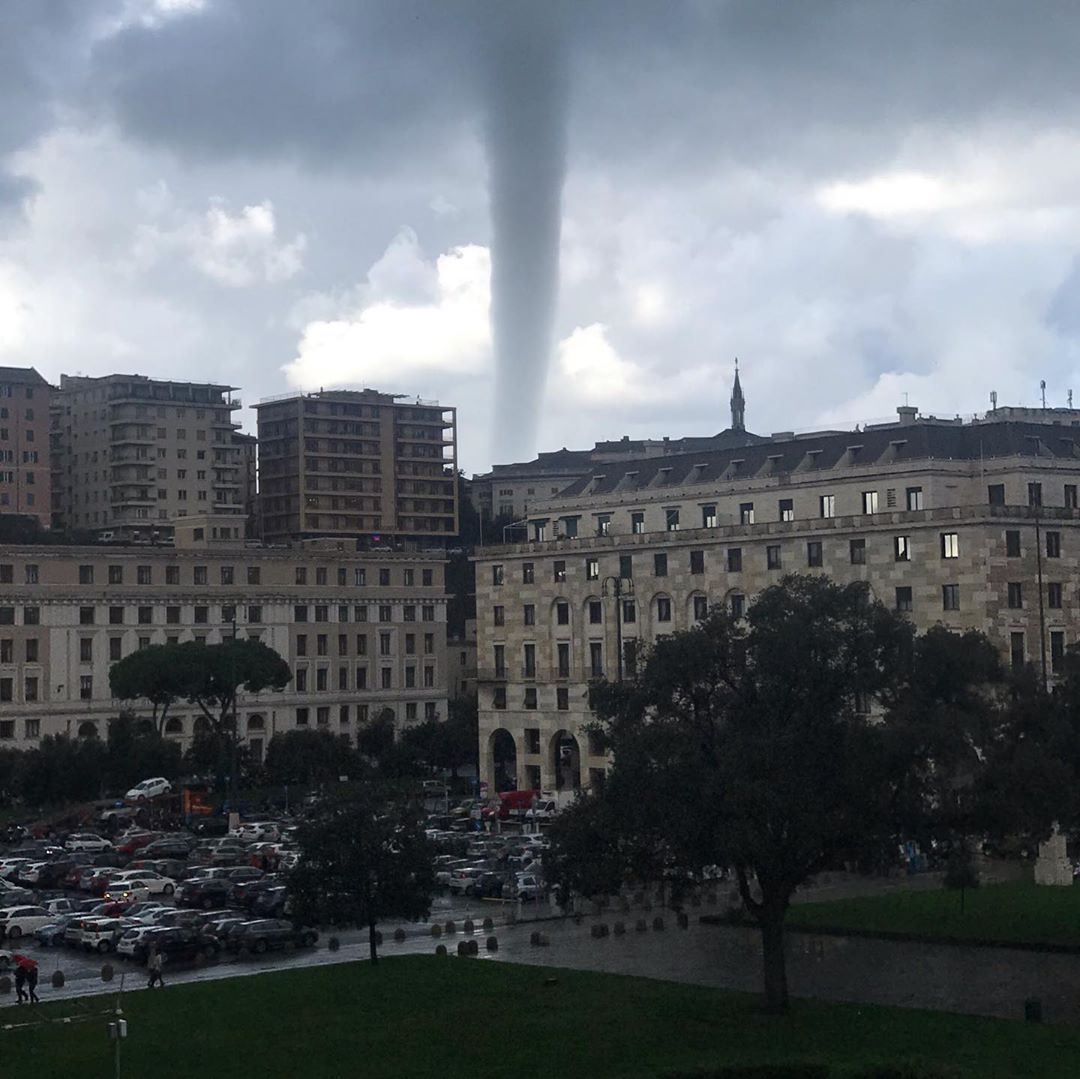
13, 963, 26, 1004
147, 946, 164, 989
26, 962, 39, 1004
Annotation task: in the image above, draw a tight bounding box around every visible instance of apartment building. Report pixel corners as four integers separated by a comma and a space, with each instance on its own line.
234, 431, 258, 537
0, 516, 450, 756
255, 389, 458, 547
474, 407, 1080, 795
50, 374, 244, 540
0, 367, 51, 528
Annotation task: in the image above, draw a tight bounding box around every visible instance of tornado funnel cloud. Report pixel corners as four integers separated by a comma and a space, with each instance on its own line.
486, 14, 567, 465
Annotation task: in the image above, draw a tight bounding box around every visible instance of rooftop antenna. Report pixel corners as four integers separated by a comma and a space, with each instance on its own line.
990, 390, 997, 410
1041, 380, 1047, 408
903, 391, 909, 406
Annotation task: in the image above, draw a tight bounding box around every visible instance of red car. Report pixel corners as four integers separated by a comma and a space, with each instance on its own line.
116, 832, 158, 856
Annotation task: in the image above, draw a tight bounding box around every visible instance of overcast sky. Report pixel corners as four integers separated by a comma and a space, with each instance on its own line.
4, 1, 1080, 472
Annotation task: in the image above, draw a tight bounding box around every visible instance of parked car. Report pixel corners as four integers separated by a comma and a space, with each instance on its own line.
125, 777, 172, 802
80, 917, 124, 953
230, 919, 316, 955
65, 834, 114, 853
177, 877, 235, 910
0, 905, 54, 940
250, 885, 288, 917
142, 926, 220, 963
448, 867, 487, 896
107, 870, 176, 897
36, 915, 77, 947
141, 838, 194, 860
103, 883, 152, 903
472, 873, 508, 900
514, 873, 544, 902
43, 897, 81, 916
116, 923, 166, 958
116, 832, 158, 856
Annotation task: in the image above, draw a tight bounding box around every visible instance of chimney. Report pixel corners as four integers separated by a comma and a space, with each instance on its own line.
896, 405, 918, 424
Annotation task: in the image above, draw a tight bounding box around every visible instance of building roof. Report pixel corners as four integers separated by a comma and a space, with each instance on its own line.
556, 420, 1079, 499
0, 366, 50, 386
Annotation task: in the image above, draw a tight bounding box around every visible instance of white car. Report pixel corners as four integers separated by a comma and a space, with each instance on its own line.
103, 882, 152, 903
65, 833, 114, 853
125, 777, 172, 802
0, 905, 54, 940
115, 924, 163, 957
108, 870, 176, 897
234, 822, 280, 843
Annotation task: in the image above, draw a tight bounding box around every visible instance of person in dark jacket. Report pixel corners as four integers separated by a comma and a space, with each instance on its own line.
26, 963, 39, 1003
13, 964, 26, 1004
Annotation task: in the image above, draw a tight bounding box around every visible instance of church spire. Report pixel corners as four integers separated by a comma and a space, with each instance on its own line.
730, 358, 745, 432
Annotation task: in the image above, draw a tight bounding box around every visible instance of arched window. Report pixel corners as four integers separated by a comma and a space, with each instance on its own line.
247, 714, 265, 732
77, 721, 98, 739
164, 717, 184, 735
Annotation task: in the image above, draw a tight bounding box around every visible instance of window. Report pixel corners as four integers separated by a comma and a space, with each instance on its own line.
378, 605, 392, 623
1010, 632, 1025, 672
523, 604, 536, 626
24, 639, 37, 662
778, 498, 794, 522
631, 512, 645, 534
422, 568, 433, 587
0, 608, 12, 625
556, 687, 569, 710
730, 594, 745, 619
166, 565, 180, 585
295, 567, 307, 585
1007, 582, 1023, 609
1049, 582, 1063, 610
819, 494, 835, 518
296, 707, 309, 727
79, 606, 95, 625
23, 606, 38, 625
0, 565, 9, 585
588, 601, 602, 625
702, 504, 717, 528
619, 554, 633, 579
138, 606, 152, 625
553, 561, 566, 583
79, 638, 93, 663
379, 632, 392, 656
108, 565, 123, 585
940, 533, 959, 559
1028, 482, 1043, 508
1047, 531, 1062, 558
1052, 631, 1066, 675
653, 553, 667, 577
379, 568, 392, 588
690, 550, 705, 574
894, 536, 911, 562
355, 568, 367, 587
421, 605, 434, 622
316, 667, 328, 691
766, 544, 781, 570
556, 601, 569, 626
316, 567, 328, 586
194, 565, 208, 585
524, 687, 538, 709
522, 562, 534, 584
0, 679, 9, 704
739, 503, 754, 525
589, 642, 604, 677
585, 557, 599, 581
656, 597, 672, 622
1066, 484, 1078, 510
807, 541, 823, 568
895, 587, 912, 612
562, 517, 579, 539
693, 595, 709, 621
493, 687, 507, 710
316, 634, 328, 656
79, 565, 95, 585
1005, 530, 1021, 557
906, 486, 924, 511
356, 667, 368, 689
248, 605, 262, 623
356, 633, 368, 655
109, 637, 122, 662
194, 606, 209, 624
988, 484, 1005, 506
355, 605, 368, 622
727, 548, 742, 572
80, 675, 93, 700
219, 565, 234, 585
109, 606, 124, 625
849, 538, 866, 565
166, 606, 181, 624
493, 605, 505, 627
338, 633, 349, 656
377, 668, 391, 690
666, 508, 680, 532
942, 584, 960, 611
295, 668, 307, 691
294, 605, 308, 622
861, 491, 878, 514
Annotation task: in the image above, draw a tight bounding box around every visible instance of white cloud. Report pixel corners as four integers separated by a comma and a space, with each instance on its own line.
283, 228, 492, 389
132, 197, 306, 287
555, 323, 654, 406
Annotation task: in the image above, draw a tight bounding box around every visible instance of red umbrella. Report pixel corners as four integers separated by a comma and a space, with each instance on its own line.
13, 954, 37, 970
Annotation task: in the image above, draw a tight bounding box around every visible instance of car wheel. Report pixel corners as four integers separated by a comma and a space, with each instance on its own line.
163, 884, 174, 896
97, 939, 110, 954
465, 885, 475, 896
136, 794, 146, 802
6, 926, 21, 940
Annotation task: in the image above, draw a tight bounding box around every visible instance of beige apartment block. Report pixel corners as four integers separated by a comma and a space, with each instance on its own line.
0, 521, 450, 756
0, 367, 51, 528
474, 410, 1080, 795
50, 374, 244, 540
255, 388, 458, 547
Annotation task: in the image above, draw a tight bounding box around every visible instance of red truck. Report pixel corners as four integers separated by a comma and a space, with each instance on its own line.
496, 789, 539, 821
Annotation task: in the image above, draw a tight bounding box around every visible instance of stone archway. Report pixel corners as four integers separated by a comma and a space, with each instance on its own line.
488, 728, 518, 792
77, 721, 98, 739
247, 714, 266, 733
550, 729, 581, 792
164, 716, 184, 736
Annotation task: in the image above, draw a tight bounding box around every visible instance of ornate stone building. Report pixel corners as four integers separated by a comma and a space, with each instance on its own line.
474, 387, 1080, 794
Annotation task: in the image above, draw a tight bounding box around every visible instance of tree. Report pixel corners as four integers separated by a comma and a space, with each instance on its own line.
286, 786, 435, 962
401, 693, 478, 778
104, 712, 182, 793
265, 730, 358, 786
550, 575, 924, 1013
108, 643, 193, 734
357, 708, 397, 762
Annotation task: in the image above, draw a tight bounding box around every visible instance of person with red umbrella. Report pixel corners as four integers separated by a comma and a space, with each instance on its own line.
13, 955, 39, 1004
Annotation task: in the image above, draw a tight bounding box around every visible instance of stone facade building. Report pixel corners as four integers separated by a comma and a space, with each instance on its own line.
0, 367, 50, 529
474, 396, 1080, 794
0, 517, 450, 756
49, 374, 244, 540
255, 388, 458, 548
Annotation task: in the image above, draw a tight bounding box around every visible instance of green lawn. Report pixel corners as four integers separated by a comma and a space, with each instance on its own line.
4, 956, 1080, 1078
790, 881, 1080, 948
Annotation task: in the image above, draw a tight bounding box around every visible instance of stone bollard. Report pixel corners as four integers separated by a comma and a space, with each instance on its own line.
393, 928, 406, 943
0, 975, 10, 994
435, 944, 447, 957
464, 919, 475, 935
530, 930, 542, 946
635, 918, 648, 933
328, 936, 340, 951
445, 920, 456, 935
482, 917, 494, 932
590, 923, 610, 939
101, 963, 114, 982
653, 916, 665, 931
468, 939, 479, 955
613, 921, 626, 936
457, 940, 471, 957
52, 970, 65, 989
486, 936, 499, 952
431, 923, 443, 938
677, 912, 689, 930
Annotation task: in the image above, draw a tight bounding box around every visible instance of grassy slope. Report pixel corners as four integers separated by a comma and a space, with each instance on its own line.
4, 956, 1080, 1078
790, 881, 1080, 947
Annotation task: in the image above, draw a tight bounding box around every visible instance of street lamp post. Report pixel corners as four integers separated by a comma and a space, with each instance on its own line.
601, 575, 634, 681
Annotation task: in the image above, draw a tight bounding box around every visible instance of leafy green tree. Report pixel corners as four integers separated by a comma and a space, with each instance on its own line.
357, 707, 397, 762
17, 734, 109, 806
104, 713, 182, 794
401, 693, 478, 777
108, 644, 192, 733
286, 786, 435, 962
265, 730, 358, 786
